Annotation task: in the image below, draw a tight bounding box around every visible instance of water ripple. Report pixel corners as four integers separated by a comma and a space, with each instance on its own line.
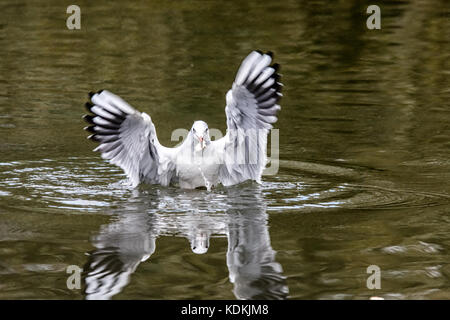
1, 158, 449, 215
264, 179, 450, 212
0, 157, 131, 213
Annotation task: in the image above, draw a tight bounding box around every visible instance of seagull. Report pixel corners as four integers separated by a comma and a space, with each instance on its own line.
83, 51, 282, 189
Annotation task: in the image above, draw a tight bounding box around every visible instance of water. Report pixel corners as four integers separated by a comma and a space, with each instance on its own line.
0, 0, 449, 299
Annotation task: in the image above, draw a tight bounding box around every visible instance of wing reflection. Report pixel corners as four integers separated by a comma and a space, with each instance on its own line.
82, 210, 158, 300
225, 188, 289, 300
82, 185, 288, 300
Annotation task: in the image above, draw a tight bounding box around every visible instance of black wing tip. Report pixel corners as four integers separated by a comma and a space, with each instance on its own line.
250, 68, 282, 96
252, 63, 283, 102
271, 63, 280, 72
273, 73, 281, 82
87, 134, 100, 142
88, 89, 105, 98
85, 102, 94, 112
254, 50, 273, 57
84, 126, 96, 133
273, 81, 283, 93
83, 114, 95, 124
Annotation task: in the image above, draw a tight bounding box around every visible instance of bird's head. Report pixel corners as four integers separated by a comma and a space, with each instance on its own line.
190, 230, 210, 254
191, 120, 210, 150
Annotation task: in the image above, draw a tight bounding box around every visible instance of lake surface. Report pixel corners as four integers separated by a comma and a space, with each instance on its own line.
0, 0, 449, 299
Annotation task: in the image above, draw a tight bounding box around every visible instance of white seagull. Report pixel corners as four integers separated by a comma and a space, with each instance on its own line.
83, 51, 282, 189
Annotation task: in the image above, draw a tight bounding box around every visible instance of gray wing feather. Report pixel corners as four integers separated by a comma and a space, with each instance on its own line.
213, 51, 282, 186
84, 90, 176, 187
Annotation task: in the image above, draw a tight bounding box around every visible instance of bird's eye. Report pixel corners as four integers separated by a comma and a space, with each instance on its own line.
192, 128, 196, 133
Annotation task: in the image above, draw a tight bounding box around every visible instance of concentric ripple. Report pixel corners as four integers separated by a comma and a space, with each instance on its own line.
264, 181, 450, 212
263, 160, 450, 212
0, 157, 131, 213
1, 158, 449, 215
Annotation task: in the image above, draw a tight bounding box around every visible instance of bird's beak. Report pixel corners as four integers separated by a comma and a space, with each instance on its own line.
198, 136, 206, 149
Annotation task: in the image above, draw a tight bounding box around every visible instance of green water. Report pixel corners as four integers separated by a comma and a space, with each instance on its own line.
0, 0, 449, 299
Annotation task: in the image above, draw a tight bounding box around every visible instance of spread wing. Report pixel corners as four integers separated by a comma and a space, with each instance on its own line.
83, 90, 176, 187
82, 214, 158, 300
212, 51, 282, 186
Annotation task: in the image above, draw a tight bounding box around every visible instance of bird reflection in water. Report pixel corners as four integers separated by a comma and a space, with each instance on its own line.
82, 185, 288, 300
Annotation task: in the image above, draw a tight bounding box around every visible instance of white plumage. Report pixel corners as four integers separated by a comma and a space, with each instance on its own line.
83, 51, 282, 189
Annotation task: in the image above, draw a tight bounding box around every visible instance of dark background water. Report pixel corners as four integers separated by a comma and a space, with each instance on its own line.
0, 0, 449, 299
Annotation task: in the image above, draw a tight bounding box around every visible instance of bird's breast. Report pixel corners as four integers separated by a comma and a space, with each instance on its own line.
175, 151, 221, 189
